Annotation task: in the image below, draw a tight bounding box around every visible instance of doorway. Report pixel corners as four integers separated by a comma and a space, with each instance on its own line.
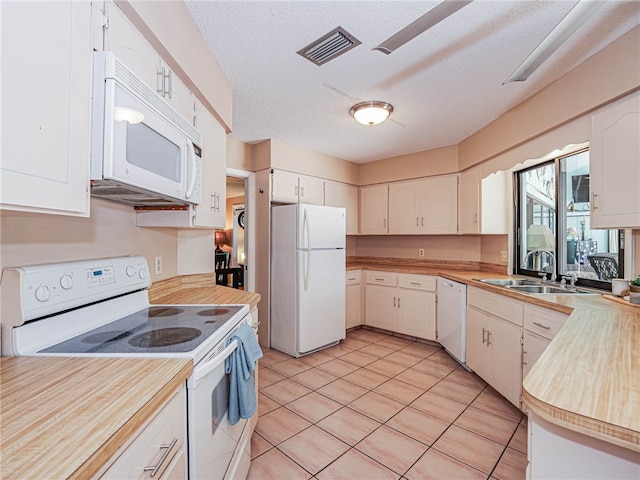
226, 169, 255, 291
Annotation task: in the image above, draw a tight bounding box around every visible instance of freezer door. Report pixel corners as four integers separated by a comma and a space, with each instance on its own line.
297, 204, 346, 250
297, 248, 345, 354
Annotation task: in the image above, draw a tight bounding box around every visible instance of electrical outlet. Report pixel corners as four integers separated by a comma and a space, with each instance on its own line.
419, 248, 425, 257
154, 256, 162, 275
499, 250, 508, 262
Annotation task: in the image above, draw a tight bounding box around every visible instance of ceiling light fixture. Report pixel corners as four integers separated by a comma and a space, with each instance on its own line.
350, 101, 394, 126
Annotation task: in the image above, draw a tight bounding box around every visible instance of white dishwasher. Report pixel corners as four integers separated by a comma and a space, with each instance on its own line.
437, 278, 467, 365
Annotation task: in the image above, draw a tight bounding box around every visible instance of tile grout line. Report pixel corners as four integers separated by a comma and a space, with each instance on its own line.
253, 331, 526, 479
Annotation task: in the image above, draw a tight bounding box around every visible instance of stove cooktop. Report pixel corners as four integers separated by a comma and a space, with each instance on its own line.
40, 305, 244, 355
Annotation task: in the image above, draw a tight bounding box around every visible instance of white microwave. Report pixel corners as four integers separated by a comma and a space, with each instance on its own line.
90, 51, 202, 207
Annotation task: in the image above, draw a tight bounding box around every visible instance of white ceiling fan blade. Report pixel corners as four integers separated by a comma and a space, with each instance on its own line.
504, 0, 603, 84
373, 0, 473, 55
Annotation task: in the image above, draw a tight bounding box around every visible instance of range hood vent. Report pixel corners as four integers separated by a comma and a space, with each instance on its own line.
297, 26, 361, 66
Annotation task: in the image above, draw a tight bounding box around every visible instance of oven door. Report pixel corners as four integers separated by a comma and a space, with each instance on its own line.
187, 339, 251, 480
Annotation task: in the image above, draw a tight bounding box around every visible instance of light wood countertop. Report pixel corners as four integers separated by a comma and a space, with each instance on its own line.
1, 356, 192, 479
148, 273, 261, 309
348, 257, 640, 452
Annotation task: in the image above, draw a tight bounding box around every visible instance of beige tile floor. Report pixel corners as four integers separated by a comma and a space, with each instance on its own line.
249, 328, 528, 480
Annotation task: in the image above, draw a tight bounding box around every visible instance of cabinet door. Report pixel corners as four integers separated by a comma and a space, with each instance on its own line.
487, 316, 523, 407
421, 176, 458, 234
360, 185, 388, 234
396, 288, 436, 340
299, 175, 324, 205
466, 307, 490, 380
365, 284, 395, 330
346, 283, 362, 329
459, 170, 480, 234
193, 101, 226, 228
105, 2, 160, 91
523, 331, 549, 381
325, 181, 359, 235
271, 170, 299, 203
162, 63, 195, 124
389, 181, 422, 234
590, 92, 640, 229
1, 1, 92, 216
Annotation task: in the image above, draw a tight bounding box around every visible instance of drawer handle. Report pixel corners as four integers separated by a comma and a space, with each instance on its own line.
409, 282, 422, 286
347, 277, 356, 281
144, 437, 178, 477
533, 321, 551, 330
486, 330, 492, 346
374, 277, 385, 281
482, 328, 487, 345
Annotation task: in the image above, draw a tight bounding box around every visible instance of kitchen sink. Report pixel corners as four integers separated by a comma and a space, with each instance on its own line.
505, 285, 590, 294
477, 278, 541, 287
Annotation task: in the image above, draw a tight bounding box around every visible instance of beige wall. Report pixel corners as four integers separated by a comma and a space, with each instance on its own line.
355, 235, 481, 262
459, 26, 640, 170
227, 139, 254, 172
0, 199, 178, 281
481, 235, 509, 266
251, 139, 359, 184
359, 145, 459, 186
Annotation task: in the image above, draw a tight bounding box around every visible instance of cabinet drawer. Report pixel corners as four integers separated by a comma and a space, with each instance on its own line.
346, 270, 362, 285
398, 274, 436, 291
365, 271, 397, 287
468, 287, 523, 326
102, 387, 186, 479
524, 305, 568, 340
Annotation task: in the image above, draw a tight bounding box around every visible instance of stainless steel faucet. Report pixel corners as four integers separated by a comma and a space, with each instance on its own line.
521, 249, 556, 282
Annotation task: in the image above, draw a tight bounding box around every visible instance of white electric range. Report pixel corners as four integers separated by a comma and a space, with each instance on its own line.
1, 256, 254, 480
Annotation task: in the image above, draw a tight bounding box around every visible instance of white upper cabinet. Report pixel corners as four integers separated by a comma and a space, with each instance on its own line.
1, 1, 92, 216
324, 181, 359, 235
459, 169, 508, 234
359, 185, 389, 234
102, 1, 195, 122
271, 170, 299, 203
590, 91, 640, 229
422, 175, 458, 234
271, 170, 324, 205
388, 181, 422, 234
388, 175, 458, 234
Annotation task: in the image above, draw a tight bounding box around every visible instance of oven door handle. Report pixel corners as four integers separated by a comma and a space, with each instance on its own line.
188, 339, 238, 389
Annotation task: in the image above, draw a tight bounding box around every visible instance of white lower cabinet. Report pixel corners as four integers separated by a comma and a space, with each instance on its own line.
101, 386, 187, 479
522, 331, 549, 381
346, 271, 363, 329
466, 287, 523, 407
364, 271, 436, 341
522, 303, 568, 381
528, 413, 640, 480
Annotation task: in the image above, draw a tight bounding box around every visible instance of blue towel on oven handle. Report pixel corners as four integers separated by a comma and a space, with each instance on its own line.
225, 322, 263, 425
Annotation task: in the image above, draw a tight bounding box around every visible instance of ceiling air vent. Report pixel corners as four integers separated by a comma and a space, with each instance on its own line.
297, 26, 361, 66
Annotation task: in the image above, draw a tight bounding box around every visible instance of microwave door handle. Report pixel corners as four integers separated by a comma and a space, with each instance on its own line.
185, 140, 197, 199
188, 339, 238, 389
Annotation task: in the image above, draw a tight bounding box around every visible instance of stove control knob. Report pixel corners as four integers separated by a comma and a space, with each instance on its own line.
139, 268, 148, 280
125, 265, 136, 277
35, 285, 50, 302
60, 274, 73, 290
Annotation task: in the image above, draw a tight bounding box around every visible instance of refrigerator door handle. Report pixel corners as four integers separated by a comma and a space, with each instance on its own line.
303, 207, 311, 250
304, 250, 311, 291
303, 207, 312, 291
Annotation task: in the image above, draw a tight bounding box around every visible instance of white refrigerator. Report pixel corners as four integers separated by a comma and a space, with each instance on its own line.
270, 204, 346, 357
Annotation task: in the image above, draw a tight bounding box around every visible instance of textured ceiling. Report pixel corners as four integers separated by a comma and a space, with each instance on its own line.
185, 1, 639, 164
